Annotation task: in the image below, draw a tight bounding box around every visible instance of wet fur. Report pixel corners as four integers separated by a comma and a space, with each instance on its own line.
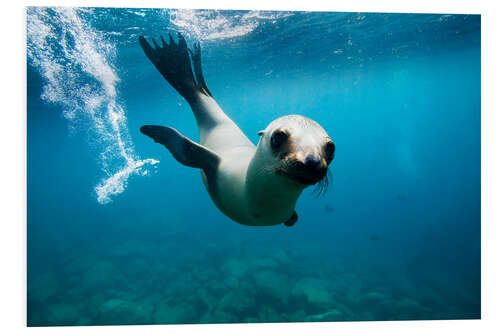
139, 34, 334, 226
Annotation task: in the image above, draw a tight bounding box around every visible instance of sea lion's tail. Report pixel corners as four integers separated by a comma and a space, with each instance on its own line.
139, 33, 212, 101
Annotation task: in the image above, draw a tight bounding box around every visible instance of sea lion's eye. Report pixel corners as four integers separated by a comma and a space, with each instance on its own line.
270, 130, 289, 148
325, 141, 335, 161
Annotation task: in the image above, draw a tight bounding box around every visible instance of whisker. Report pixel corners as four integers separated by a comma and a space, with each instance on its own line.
312, 169, 332, 197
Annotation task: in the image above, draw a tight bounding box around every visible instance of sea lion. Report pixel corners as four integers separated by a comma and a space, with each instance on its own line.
138, 33, 335, 227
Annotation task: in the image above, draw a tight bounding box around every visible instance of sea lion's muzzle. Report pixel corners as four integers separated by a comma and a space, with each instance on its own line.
278, 154, 328, 186
296, 154, 328, 184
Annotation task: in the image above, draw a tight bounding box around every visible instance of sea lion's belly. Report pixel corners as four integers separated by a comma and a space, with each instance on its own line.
201, 147, 254, 225
201, 146, 293, 227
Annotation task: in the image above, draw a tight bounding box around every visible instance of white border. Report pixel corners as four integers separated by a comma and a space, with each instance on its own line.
2, 1, 498, 332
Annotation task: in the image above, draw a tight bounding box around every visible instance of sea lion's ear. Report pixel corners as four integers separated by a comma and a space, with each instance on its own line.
258, 130, 265, 136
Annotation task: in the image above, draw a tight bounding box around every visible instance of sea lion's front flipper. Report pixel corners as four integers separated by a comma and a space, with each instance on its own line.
140, 125, 219, 174
284, 211, 298, 227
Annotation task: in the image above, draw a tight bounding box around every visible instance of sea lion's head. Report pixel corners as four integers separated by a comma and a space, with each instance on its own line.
257, 115, 335, 190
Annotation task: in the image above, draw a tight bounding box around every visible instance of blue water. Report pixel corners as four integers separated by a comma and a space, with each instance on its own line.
27, 8, 480, 326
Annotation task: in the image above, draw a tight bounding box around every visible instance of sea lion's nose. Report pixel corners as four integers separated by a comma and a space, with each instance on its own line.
304, 155, 322, 171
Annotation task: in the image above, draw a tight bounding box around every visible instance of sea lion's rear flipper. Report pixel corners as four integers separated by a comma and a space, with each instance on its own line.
189, 42, 212, 97
284, 211, 298, 227
139, 34, 211, 101
140, 125, 219, 175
